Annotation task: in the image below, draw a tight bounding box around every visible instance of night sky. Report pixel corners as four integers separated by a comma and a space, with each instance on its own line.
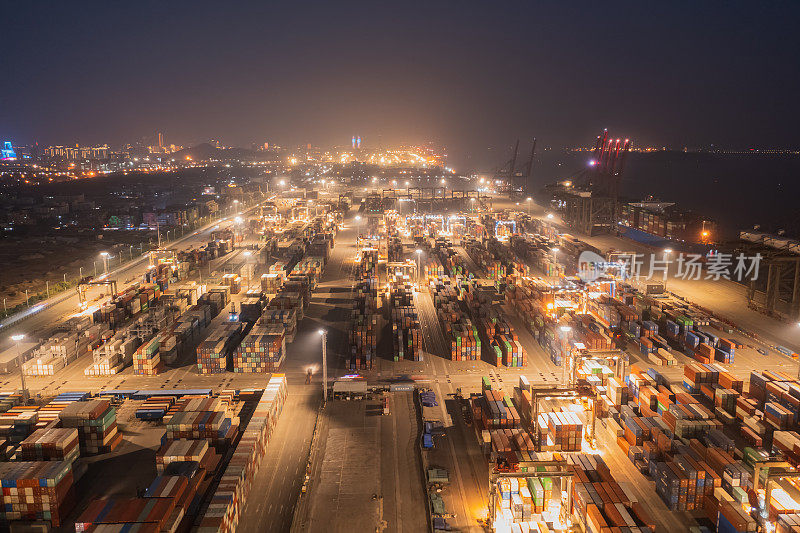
2, 1, 799, 166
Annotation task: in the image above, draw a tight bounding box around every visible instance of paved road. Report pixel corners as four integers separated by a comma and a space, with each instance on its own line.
239, 213, 358, 531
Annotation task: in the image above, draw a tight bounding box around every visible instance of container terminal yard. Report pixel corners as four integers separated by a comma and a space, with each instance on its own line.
1, 182, 800, 533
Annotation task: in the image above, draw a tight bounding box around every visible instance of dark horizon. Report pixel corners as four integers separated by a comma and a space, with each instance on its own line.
3, 1, 800, 168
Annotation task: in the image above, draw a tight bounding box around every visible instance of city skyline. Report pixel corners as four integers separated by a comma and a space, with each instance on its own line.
2, 2, 800, 169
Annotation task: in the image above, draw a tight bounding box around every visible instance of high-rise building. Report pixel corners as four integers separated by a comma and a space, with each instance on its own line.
43, 144, 109, 160
157, 132, 164, 148
1, 142, 16, 160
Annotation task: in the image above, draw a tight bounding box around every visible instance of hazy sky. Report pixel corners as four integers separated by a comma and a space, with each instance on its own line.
2, 1, 799, 167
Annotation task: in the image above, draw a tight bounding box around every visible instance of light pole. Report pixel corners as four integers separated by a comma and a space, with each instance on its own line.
559, 326, 573, 384
319, 329, 328, 404
416, 249, 422, 287
552, 248, 559, 276
234, 216, 243, 249
100, 252, 109, 274
526, 197, 532, 216
470, 197, 476, 214
243, 251, 252, 290
11, 334, 28, 404
663, 248, 673, 290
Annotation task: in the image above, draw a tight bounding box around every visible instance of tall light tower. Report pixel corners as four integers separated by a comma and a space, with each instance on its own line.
243, 251, 252, 290
319, 329, 328, 404
662, 249, 673, 291
234, 216, 243, 250
11, 334, 28, 404
100, 252, 109, 274
415, 249, 423, 287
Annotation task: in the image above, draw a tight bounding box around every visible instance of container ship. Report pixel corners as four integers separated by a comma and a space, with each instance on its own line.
617, 200, 717, 245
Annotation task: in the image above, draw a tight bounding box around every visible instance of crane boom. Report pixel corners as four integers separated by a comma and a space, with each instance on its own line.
524, 138, 536, 192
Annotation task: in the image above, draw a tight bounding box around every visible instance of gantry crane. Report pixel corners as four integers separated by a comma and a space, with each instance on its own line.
77, 277, 118, 305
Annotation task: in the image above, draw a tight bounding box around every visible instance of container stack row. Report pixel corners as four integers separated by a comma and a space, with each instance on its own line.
196, 323, 242, 374
233, 323, 286, 372
58, 398, 121, 455
197, 375, 287, 532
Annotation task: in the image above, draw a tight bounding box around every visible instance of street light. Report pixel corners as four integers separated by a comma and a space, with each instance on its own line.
663, 248, 673, 290
100, 252, 109, 274
10, 334, 28, 404
243, 251, 252, 289
415, 249, 422, 286
319, 329, 328, 403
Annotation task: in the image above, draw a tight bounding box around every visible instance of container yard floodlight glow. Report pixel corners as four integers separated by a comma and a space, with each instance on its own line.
416, 249, 422, 254
319, 329, 325, 335
234, 216, 242, 224
526, 197, 531, 201
405, 181, 410, 186
547, 213, 554, 219
100, 251, 108, 256
552, 248, 559, 253
243, 251, 251, 256
233, 199, 239, 203
470, 197, 475, 201
664, 248, 673, 254
279, 180, 285, 186
560, 326, 572, 332
11, 334, 24, 342
355, 215, 361, 221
